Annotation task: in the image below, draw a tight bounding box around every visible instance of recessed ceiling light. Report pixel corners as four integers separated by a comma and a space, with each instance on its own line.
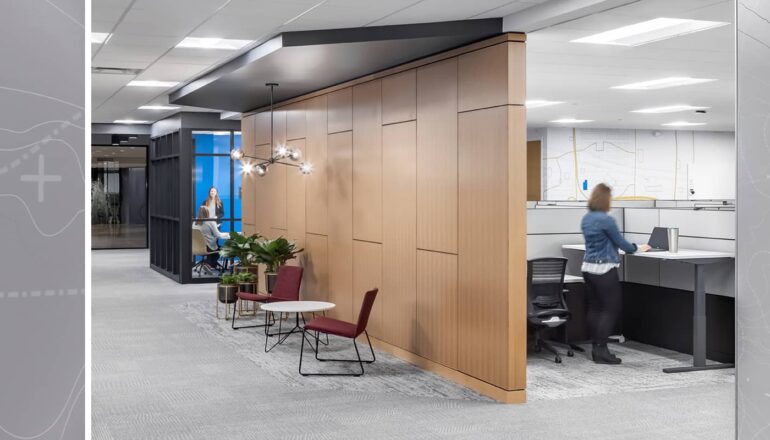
631, 104, 709, 114
176, 37, 252, 50
138, 105, 180, 110
550, 118, 593, 124
661, 121, 707, 127
571, 18, 729, 47
91, 32, 112, 44
526, 100, 566, 108
612, 77, 717, 90
114, 119, 150, 124
127, 80, 179, 88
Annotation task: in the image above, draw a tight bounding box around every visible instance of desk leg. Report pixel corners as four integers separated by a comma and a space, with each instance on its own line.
663, 263, 734, 373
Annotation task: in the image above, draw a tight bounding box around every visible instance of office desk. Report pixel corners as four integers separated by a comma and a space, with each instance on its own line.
562, 244, 735, 373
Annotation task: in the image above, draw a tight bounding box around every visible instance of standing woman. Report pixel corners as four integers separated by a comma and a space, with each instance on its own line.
581, 183, 650, 364
202, 186, 225, 226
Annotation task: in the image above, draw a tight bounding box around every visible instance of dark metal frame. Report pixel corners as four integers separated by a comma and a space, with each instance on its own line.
299, 330, 375, 377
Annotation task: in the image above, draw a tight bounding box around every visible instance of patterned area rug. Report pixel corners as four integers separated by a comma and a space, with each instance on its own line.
174, 300, 492, 402
526, 340, 735, 401
176, 300, 734, 403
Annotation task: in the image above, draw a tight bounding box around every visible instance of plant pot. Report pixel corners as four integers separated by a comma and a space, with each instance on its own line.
265, 272, 278, 293
238, 282, 256, 294
235, 265, 258, 276
217, 284, 238, 303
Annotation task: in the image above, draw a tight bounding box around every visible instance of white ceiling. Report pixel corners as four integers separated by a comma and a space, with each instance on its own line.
91, 0, 548, 124
526, 0, 735, 131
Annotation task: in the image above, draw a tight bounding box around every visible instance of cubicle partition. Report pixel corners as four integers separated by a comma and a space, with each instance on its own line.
527, 201, 736, 363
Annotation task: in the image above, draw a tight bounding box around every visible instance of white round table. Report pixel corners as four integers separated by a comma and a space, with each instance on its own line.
260, 301, 335, 314
260, 301, 335, 352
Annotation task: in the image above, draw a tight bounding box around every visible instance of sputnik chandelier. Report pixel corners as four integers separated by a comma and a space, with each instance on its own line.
230, 82, 313, 176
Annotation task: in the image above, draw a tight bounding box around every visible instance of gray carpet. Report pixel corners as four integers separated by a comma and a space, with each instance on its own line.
93, 250, 736, 439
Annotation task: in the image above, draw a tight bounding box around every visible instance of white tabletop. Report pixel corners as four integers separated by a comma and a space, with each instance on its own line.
562, 244, 734, 260
260, 301, 336, 313
564, 274, 584, 283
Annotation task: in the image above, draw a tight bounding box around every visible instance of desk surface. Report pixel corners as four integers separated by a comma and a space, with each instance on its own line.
562, 244, 734, 260
564, 274, 584, 283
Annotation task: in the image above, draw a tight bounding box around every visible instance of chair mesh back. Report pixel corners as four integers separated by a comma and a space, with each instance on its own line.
528, 258, 567, 310
271, 265, 303, 301
355, 289, 379, 336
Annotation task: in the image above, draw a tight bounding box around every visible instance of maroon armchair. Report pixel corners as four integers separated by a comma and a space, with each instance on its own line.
231, 265, 303, 330
299, 288, 378, 376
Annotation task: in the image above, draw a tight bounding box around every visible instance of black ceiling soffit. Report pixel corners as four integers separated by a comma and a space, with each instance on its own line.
170, 19, 502, 113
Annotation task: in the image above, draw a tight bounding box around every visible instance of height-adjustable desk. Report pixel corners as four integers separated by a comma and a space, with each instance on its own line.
562, 244, 735, 373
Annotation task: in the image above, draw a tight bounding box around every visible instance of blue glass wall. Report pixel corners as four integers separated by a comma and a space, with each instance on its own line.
192, 131, 241, 233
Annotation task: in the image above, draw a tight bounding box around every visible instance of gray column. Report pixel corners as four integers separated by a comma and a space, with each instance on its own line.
736, 1, 770, 438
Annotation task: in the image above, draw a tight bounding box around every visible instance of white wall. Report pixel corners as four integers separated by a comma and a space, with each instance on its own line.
540, 127, 735, 201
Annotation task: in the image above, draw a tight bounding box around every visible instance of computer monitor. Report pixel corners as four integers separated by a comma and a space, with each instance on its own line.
647, 227, 669, 251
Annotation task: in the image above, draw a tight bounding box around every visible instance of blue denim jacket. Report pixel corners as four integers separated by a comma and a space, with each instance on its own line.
581, 210, 637, 264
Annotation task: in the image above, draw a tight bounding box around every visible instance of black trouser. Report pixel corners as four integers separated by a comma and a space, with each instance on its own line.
582, 268, 622, 345
206, 246, 219, 268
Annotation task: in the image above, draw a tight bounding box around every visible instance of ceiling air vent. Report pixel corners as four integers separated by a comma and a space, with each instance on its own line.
92, 66, 143, 75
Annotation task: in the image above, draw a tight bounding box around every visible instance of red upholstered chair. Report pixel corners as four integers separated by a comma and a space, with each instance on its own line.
299, 288, 378, 376
231, 265, 303, 330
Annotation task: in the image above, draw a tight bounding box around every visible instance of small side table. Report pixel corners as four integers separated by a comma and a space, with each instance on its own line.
260, 301, 335, 352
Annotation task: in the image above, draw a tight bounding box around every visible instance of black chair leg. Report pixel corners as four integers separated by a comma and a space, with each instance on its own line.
301, 331, 374, 376
232, 301, 274, 330
539, 338, 562, 364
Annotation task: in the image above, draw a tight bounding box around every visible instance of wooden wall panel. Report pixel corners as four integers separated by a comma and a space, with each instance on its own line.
352, 80, 383, 243
416, 58, 458, 254
253, 143, 271, 238
327, 87, 352, 134
507, 105, 527, 390
286, 101, 306, 140
286, 139, 306, 250
416, 250, 458, 369
302, 233, 328, 302
457, 106, 510, 387
241, 114, 256, 155
382, 70, 416, 124
353, 240, 383, 338
507, 42, 526, 106
254, 111, 271, 145
269, 110, 287, 230
458, 43, 509, 113
382, 121, 417, 352
327, 131, 354, 321
241, 115, 257, 228
305, 95, 328, 235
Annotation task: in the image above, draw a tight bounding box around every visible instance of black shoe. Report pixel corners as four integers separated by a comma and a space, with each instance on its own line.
592, 344, 622, 364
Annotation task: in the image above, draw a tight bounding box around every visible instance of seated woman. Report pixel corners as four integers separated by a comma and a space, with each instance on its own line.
193, 206, 230, 268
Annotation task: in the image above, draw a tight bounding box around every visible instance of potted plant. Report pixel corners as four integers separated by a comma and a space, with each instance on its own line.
236, 270, 257, 294
216, 273, 239, 319
220, 232, 262, 277
253, 237, 304, 293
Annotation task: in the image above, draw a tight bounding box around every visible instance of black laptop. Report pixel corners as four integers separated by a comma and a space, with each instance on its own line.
646, 227, 669, 252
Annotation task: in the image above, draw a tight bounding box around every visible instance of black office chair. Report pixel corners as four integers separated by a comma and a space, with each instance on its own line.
527, 258, 573, 363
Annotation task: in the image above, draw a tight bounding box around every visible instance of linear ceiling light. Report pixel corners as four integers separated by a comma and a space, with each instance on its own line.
550, 118, 593, 123
127, 80, 179, 88
114, 119, 150, 124
631, 104, 709, 114
571, 18, 729, 47
661, 121, 707, 127
612, 77, 717, 90
526, 100, 566, 108
91, 32, 112, 44
176, 37, 253, 50
138, 105, 180, 110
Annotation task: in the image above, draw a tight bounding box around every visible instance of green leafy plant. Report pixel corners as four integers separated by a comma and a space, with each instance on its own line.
219, 232, 262, 266
253, 237, 304, 273
236, 271, 256, 284
220, 273, 239, 286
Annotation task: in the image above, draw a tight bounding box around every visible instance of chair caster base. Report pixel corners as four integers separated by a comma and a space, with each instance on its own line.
567, 350, 574, 357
